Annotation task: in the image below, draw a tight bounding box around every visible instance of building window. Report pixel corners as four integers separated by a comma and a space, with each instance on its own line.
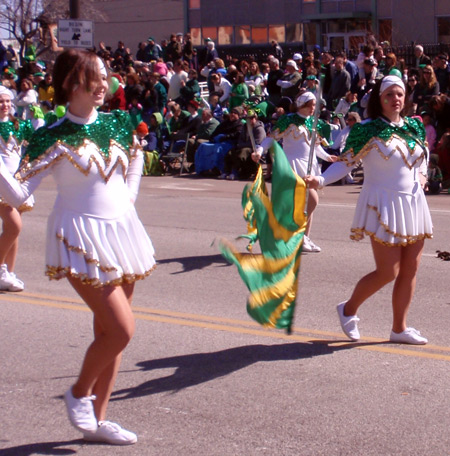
286, 23, 303, 42
189, 0, 200, 9
236, 25, 251, 44
218, 26, 233, 45
269, 25, 285, 43
252, 26, 268, 44
190, 28, 202, 46
378, 19, 392, 44
437, 17, 450, 44
304, 22, 316, 46
202, 27, 217, 43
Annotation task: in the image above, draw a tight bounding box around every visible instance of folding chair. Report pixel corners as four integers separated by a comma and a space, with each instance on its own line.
160, 133, 190, 175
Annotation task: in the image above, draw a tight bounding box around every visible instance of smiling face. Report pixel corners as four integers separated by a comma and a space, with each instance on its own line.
380, 84, 405, 121
0, 94, 12, 118
68, 58, 108, 113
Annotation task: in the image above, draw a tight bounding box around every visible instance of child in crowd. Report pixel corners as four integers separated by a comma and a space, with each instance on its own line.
426, 154, 443, 194
335, 91, 358, 116
420, 110, 437, 153
128, 96, 143, 128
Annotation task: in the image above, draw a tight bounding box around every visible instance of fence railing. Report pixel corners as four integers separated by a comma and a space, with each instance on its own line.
211, 43, 450, 67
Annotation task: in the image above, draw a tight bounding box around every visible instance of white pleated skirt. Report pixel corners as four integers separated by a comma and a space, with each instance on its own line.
45, 206, 156, 287
350, 182, 433, 246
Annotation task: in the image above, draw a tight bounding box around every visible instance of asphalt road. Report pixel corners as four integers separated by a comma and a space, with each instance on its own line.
0, 175, 449, 456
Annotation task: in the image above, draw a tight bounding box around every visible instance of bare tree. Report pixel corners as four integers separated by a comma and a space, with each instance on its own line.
0, 0, 106, 61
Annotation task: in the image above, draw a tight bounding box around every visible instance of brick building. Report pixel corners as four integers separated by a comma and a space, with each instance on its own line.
92, 0, 450, 52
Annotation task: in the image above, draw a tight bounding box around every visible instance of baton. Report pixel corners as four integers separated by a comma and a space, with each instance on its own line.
306, 73, 325, 175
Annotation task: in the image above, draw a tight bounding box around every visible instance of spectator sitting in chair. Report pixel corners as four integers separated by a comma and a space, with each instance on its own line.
208, 92, 225, 122
178, 69, 200, 108
220, 109, 266, 180
194, 106, 244, 176
210, 72, 232, 106
171, 99, 202, 148
166, 101, 191, 138
185, 108, 220, 171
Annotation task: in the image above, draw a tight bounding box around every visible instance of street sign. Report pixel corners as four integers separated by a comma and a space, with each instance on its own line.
57, 19, 94, 49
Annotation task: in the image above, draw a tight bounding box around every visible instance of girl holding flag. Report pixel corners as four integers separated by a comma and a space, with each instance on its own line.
253, 91, 337, 252
305, 75, 432, 345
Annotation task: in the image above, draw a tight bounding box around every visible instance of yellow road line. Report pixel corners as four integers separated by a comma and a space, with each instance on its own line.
2, 292, 450, 362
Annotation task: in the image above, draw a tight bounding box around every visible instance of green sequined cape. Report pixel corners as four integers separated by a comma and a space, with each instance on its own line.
0, 119, 34, 143
25, 110, 134, 162
342, 117, 426, 158
273, 114, 330, 140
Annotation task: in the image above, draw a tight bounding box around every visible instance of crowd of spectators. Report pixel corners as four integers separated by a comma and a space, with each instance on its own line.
1, 35, 450, 191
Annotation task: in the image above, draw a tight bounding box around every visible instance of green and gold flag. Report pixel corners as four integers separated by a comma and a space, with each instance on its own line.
219, 141, 307, 332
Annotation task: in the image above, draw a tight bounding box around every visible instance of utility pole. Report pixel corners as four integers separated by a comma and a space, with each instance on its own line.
69, 0, 80, 19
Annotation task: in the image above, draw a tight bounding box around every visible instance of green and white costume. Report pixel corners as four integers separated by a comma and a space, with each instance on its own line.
0, 110, 155, 286
317, 117, 433, 246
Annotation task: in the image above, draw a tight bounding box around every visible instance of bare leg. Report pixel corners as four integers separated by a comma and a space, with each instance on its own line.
0, 205, 22, 271
305, 188, 318, 238
67, 276, 135, 422
344, 238, 401, 316
391, 240, 424, 333
91, 282, 135, 421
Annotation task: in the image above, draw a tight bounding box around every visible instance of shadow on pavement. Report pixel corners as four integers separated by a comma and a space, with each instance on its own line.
112, 340, 386, 401
0, 439, 83, 456
156, 253, 230, 274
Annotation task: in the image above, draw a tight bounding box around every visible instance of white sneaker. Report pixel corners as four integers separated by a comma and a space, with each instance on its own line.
64, 388, 98, 433
8, 272, 24, 291
390, 327, 428, 345
302, 236, 321, 253
337, 302, 360, 341
83, 420, 137, 445
0, 264, 24, 292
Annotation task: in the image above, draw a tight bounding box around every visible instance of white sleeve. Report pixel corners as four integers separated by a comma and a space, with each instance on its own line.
126, 146, 144, 203
316, 161, 356, 187
0, 156, 47, 207
261, 137, 275, 151
15, 91, 37, 107
277, 80, 294, 88
315, 144, 332, 161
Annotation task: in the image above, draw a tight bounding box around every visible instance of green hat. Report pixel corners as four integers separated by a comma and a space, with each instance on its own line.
151, 112, 163, 125
306, 75, 317, 81
388, 68, 402, 78
147, 36, 155, 42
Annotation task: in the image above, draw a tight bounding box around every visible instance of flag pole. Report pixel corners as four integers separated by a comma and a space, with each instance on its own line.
304, 74, 325, 216
246, 111, 261, 174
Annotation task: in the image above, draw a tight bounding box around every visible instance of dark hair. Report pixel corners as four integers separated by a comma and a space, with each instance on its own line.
234, 72, 245, 84
367, 78, 406, 119
53, 49, 104, 105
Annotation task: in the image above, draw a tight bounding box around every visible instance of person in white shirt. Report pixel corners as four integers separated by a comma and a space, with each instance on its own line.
210, 72, 232, 106
167, 59, 188, 101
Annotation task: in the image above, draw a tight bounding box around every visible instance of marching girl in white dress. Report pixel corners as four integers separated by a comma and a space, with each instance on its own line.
0, 50, 155, 444
254, 91, 337, 252
0, 86, 34, 291
305, 76, 433, 345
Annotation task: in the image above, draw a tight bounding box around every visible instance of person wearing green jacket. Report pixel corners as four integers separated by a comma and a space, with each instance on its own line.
229, 72, 249, 110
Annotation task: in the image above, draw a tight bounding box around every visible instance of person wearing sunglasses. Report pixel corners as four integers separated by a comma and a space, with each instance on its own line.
413, 65, 440, 112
